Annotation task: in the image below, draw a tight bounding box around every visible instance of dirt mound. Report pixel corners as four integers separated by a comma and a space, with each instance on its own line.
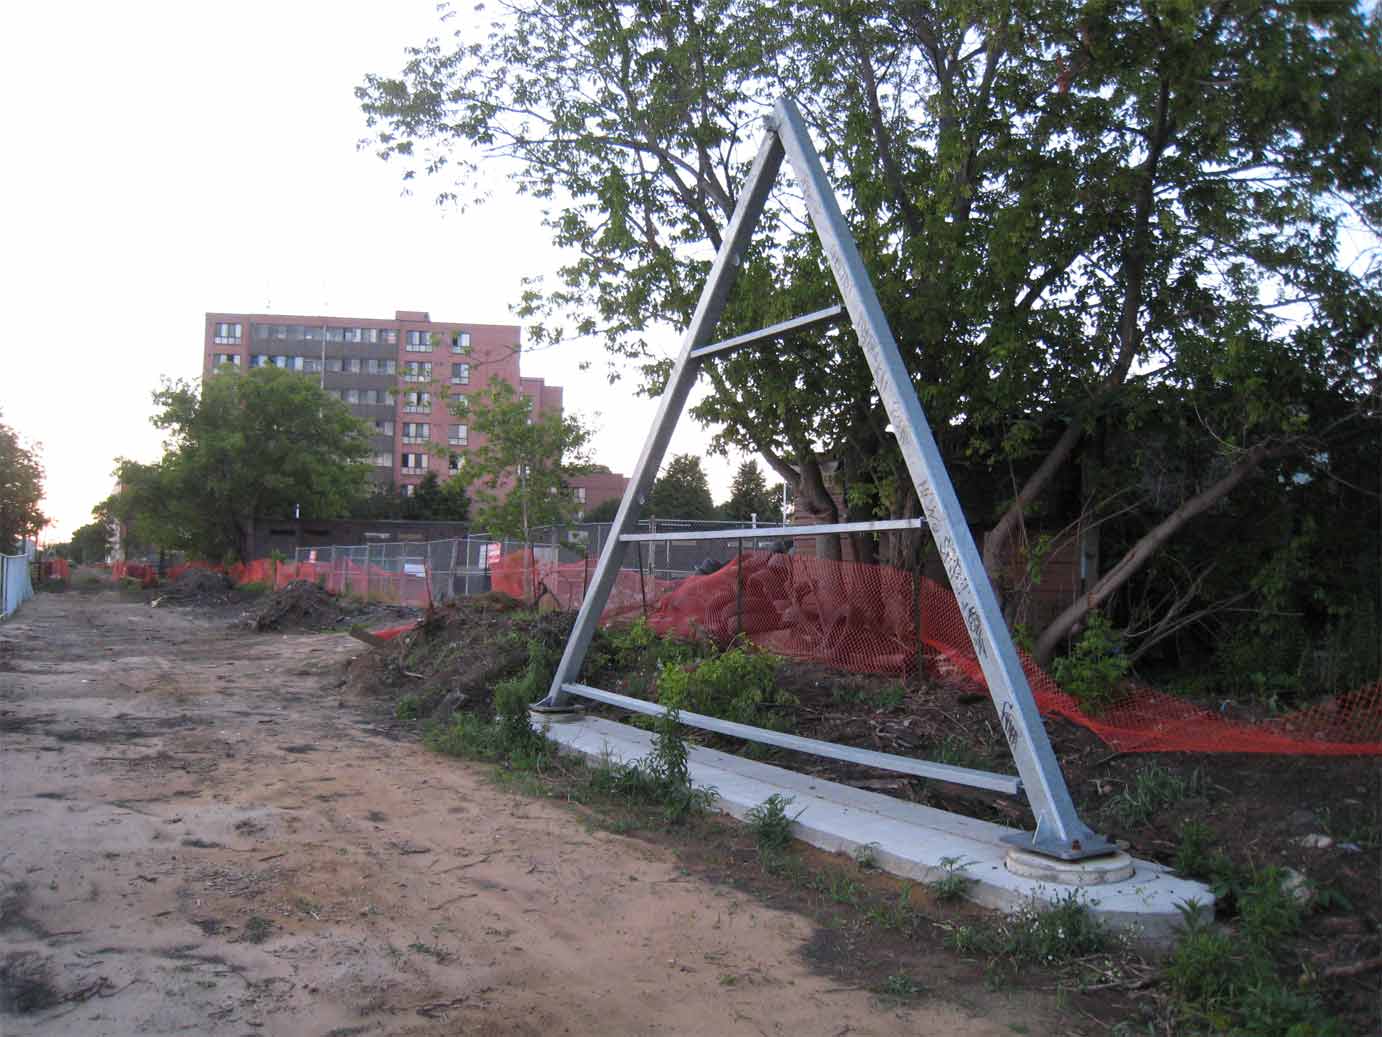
254, 580, 350, 632
155, 569, 233, 607
345, 595, 572, 718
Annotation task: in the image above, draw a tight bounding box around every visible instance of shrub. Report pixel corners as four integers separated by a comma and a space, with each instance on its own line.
1051, 611, 1130, 713
745, 794, 800, 854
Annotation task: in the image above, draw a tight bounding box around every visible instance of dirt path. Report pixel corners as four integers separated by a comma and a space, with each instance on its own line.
0, 590, 1056, 1036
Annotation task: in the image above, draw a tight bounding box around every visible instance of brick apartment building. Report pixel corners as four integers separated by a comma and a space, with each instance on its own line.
202, 309, 626, 517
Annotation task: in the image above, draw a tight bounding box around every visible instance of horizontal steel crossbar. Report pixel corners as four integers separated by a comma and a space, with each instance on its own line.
619, 517, 926, 544
688, 305, 846, 361
559, 683, 1023, 796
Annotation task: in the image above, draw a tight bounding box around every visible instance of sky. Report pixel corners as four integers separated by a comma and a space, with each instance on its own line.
0, 1, 744, 542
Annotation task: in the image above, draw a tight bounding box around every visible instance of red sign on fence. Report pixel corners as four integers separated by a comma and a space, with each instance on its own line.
485, 543, 502, 570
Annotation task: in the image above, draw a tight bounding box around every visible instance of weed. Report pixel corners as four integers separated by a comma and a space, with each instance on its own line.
927, 856, 974, 903
243, 916, 272, 944
1173, 819, 1215, 879
408, 941, 450, 963
395, 694, 421, 721
943, 893, 1109, 969
745, 794, 801, 855
812, 867, 861, 905
1161, 878, 1347, 1035
865, 882, 924, 934
928, 734, 986, 771
851, 842, 881, 870
1104, 763, 1203, 829
877, 972, 924, 999
1050, 611, 1129, 714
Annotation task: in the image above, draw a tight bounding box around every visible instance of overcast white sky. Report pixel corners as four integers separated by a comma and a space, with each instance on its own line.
0, 1, 741, 541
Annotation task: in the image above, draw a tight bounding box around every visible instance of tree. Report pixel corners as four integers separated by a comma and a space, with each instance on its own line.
0, 414, 45, 553
361, 2, 1380, 667
584, 496, 621, 524
107, 367, 372, 561
407, 470, 471, 522
649, 454, 716, 521
454, 377, 592, 541
720, 460, 777, 523
68, 520, 111, 564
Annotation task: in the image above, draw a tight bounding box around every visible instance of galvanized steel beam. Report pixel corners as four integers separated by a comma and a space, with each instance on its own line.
688, 304, 846, 361
559, 683, 1023, 796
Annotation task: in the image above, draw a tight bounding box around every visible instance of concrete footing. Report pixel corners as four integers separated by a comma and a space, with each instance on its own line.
537, 715, 1211, 945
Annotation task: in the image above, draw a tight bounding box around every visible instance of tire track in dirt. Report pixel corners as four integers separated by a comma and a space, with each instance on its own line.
0, 589, 1061, 1035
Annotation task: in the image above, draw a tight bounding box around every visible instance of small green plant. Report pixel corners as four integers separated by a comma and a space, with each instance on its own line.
1050, 611, 1130, 714
927, 856, 974, 903
243, 915, 272, 944
656, 645, 790, 727
395, 694, 421, 721
865, 882, 924, 934
1104, 763, 1203, 829
1173, 819, 1215, 879
852, 842, 881, 870
745, 794, 801, 855
812, 867, 862, 905
943, 893, 1109, 969
877, 972, 924, 999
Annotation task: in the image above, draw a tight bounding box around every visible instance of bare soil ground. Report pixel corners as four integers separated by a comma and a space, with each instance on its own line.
0, 588, 1086, 1036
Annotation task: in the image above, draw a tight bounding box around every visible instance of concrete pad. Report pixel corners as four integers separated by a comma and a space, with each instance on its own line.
537, 715, 1212, 945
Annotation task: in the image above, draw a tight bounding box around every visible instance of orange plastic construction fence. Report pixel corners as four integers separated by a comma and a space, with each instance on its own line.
492, 548, 1382, 756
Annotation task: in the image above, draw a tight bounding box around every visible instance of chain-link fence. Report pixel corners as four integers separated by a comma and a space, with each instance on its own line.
1, 552, 34, 619
291, 519, 788, 606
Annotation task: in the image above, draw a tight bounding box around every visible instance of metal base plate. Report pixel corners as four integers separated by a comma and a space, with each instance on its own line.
1000, 829, 1119, 862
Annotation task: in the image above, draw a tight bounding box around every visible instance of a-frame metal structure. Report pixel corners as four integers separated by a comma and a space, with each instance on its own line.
539, 97, 1113, 862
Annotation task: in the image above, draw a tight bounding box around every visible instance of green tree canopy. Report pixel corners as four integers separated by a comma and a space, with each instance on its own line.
720, 460, 778, 523
107, 367, 372, 561
0, 414, 45, 553
454, 377, 592, 541
361, 1, 1381, 666
649, 454, 716, 521
583, 496, 621, 524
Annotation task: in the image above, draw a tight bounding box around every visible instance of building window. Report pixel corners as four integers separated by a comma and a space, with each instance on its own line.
324, 326, 344, 342
405, 330, 434, 352
372, 452, 392, 466
402, 483, 417, 497
401, 453, 428, 475
373, 419, 395, 435
210, 353, 240, 368
402, 361, 432, 382
250, 354, 269, 367
324, 389, 342, 400
213, 321, 242, 344
366, 357, 396, 375
402, 391, 431, 413
382, 329, 398, 345
574, 487, 587, 504
449, 424, 468, 446
344, 388, 360, 403
301, 357, 322, 373
451, 363, 470, 385
448, 454, 461, 473
253, 324, 270, 341
451, 331, 471, 353
402, 422, 430, 444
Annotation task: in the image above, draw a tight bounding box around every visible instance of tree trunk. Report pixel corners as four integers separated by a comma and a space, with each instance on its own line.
796, 453, 841, 562
1032, 440, 1287, 666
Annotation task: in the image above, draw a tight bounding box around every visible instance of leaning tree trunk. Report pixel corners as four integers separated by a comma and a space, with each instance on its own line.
1032, 440, 1287, 666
